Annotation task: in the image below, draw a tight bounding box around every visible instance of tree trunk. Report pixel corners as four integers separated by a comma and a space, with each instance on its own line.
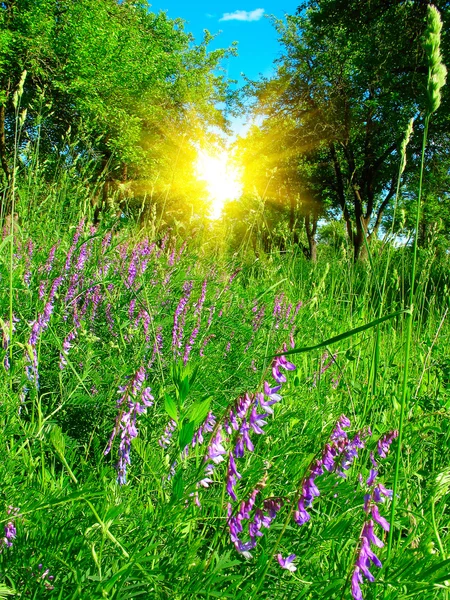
289, 193, 296, 233
305, 213, 318, 262
309, 235, 317, 262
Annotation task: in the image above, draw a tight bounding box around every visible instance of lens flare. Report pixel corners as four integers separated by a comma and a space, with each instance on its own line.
195, 149, 242, 219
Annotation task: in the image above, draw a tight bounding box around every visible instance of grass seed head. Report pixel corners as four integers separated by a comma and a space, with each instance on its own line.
424, 5, 447, 115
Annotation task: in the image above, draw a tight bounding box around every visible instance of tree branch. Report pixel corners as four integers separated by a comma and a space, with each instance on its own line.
369, 176, 397, 239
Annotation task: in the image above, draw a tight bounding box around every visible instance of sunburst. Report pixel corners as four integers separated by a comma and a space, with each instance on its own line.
195, 149, 242, 219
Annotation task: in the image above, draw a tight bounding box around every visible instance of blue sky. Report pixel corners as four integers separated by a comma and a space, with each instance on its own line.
149, 2, 300, 134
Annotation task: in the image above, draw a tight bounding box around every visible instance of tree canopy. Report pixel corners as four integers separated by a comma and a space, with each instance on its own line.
239, 0, 449, 259
0, 0, 234, 218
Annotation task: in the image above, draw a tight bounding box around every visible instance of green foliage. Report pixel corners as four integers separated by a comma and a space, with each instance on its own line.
0, 3, 449, 599
0, 0, 234, 220
241, 0, 450, 260
0, 191, 448, 597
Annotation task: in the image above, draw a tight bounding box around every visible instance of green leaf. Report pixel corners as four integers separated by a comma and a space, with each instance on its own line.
279, 310, 405, 357
189, 364, 200, 388
434, 467, 450, 501
179, 421, 195, 450
179, 375, 190, 403
172, 471, 184, 500
50, 424, 66, 455
164, 393, 178, 422
189, 397, 212, 427
213, 550, 243, 573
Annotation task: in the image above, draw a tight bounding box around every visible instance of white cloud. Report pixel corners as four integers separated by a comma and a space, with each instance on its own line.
219, 8, 265, 22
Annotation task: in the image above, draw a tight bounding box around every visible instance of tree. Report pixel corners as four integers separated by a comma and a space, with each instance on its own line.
384, 144, 450, 253
245, 0, 449, 260
0, 0, 233, 218
234, 118, 326, 261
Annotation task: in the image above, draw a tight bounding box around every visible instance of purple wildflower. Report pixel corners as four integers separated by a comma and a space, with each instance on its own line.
172, 281, 193, 353
192, 412, 216, 447
2, 522, 16, 548
44, 243, 59, 274
377, 431, 398, 458
89, 285, 103, 321
272, 348, 296, 384
206, 306, 215, 328
176, 240, 187, 261
249, 405, 267, 435
259, 382, 282, 414
65, 218, 85, 271
337, 429, 371, 477
206, 426, 227, 465
330, 414, 351, 441
350, 431, 397, 599
227, 477, 278, 558
127, 251, 139, 288
23, 238, 33, 286
226, 451, 242, 501
59, 330, 77, 369
351, 530, 383, 600
273, 293, 285, 329
159, 420, 177, 448
105, 303, 116, 336
294, 497, 311, 526
370, 504, 390, 531
183, 324, 200, 365
223, 268, 241, 293
38, 280, 47, 300
234, 420, 255, 458
294, 415, 355, 527
104, 369, 153, 484
252, 304, 265, 332
292, 301, 303, 321
168, 246, 176, 266
36, 563, 55, 590
193, 280, 207, 316
27, 299, 57, 386
129, 299, 136, 320
148, 325, 163, 369
101, 232, 112, 252
277, 553, 297, 572
76, 242, 89, 272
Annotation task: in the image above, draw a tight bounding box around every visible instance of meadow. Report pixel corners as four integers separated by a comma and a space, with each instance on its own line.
1, 2, 450, 599
0, 166, 449, 599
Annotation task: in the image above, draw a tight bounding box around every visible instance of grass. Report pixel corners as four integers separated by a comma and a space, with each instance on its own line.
0, 183, 448, 599
0, 14, 449, 593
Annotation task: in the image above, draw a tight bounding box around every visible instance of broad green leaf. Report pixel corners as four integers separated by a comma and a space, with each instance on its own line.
164, 393, 178, 422
179, 421, 195, 450
172, 471, 184, 500
279, 310, 405, 356
189, 397, 212, 427
179, 375, 190, 403
189, 364, 200, 387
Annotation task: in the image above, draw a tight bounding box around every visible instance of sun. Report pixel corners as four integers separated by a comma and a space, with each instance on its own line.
195, 148, 242, 219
